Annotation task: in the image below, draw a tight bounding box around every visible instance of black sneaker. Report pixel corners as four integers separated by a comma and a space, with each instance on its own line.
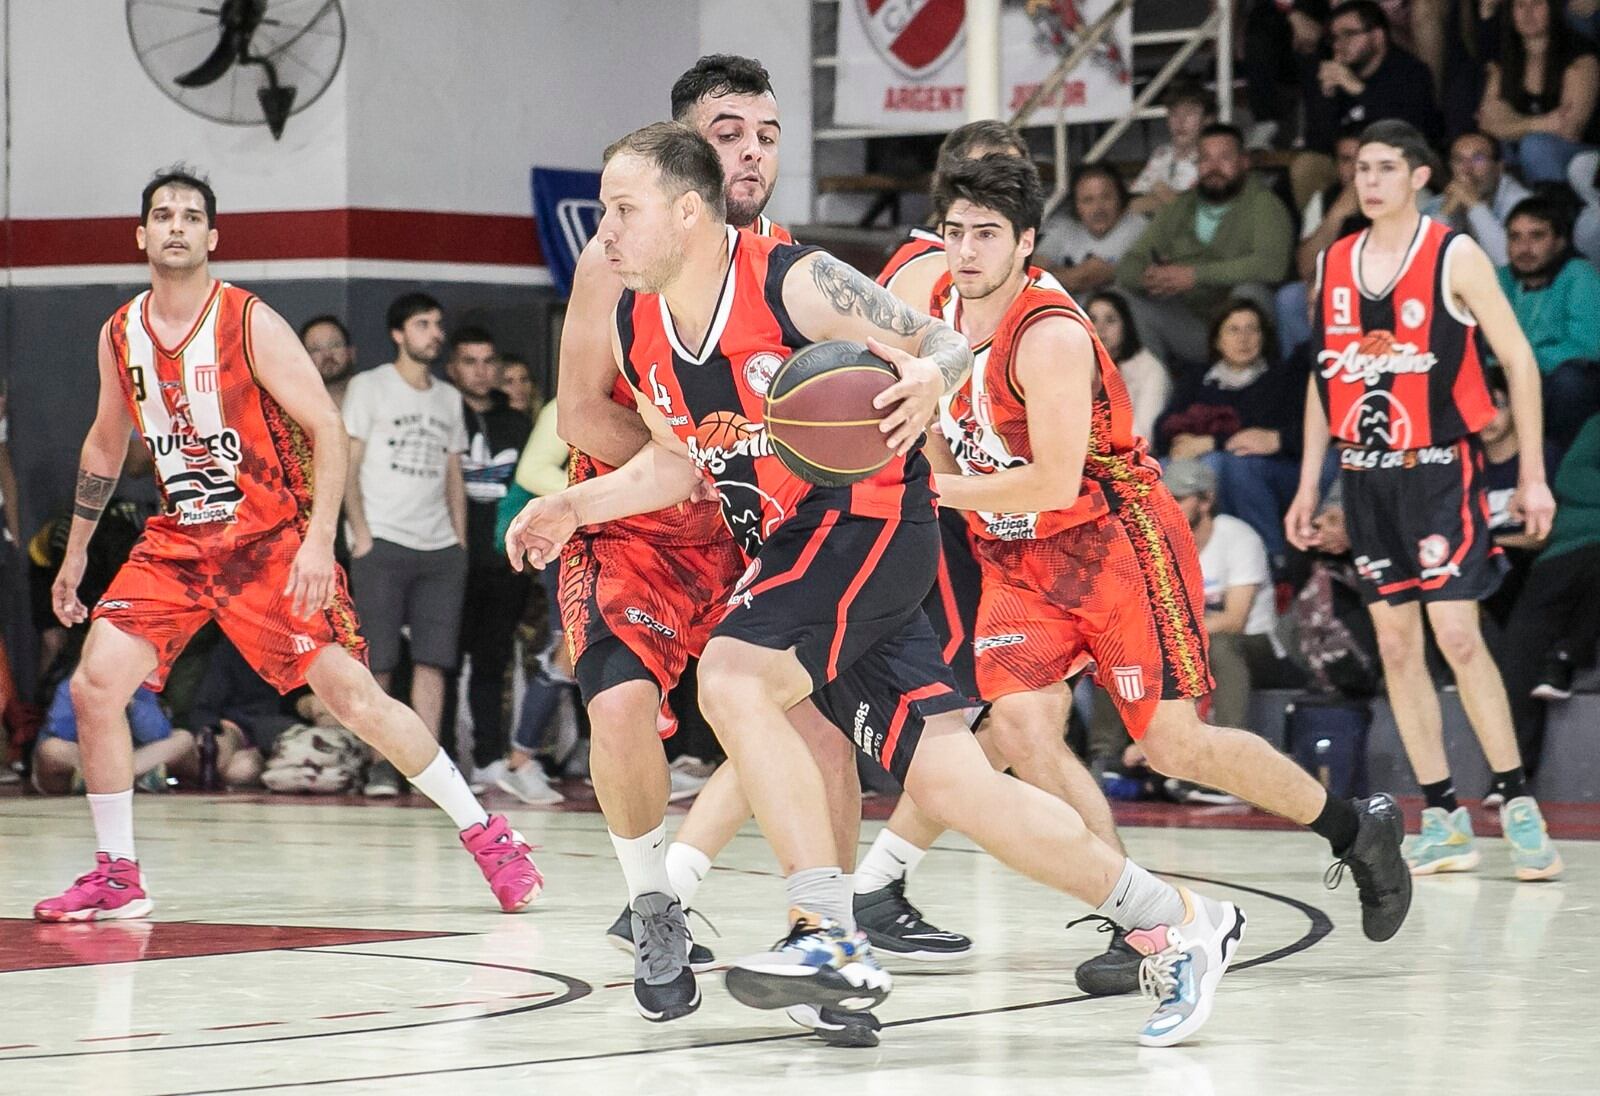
1324, 793, 1413, 942
1531, 651, 1575, 701
607, 904, 717, 972
629, 892, 700, 1022
853, 878, 973, 961
786, 1003, 883, 1047
1067, 915, 1142, 996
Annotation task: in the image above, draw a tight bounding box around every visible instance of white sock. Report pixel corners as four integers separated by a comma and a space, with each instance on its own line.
665, 841, 712, 909
88, 790, 136, 862
1095, 858, 1187, 930
408, 749, 489, 831
611, 823, 673, 903
854, 827, 925, 893
786, 866, 852, 931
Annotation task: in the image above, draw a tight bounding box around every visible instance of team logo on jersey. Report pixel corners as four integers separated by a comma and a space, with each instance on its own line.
1417, 534, 1450, 570
716, 481, 788, 557
742, 352, 784, 397
974, 633, 1026, 654
149, 427, 242, 466
857, 0, 965, 78
687, 413, 773, 475
624, 607, 677, 638
1317, 329, 1438, 387
727, 558, 762, 610
1400, 298, 1426, 329
1110, 665, 1145, 703
291, 634, 317, 655
192, 363, 219, 394
1338, 389, 1415, 450
852, 701, 881, 755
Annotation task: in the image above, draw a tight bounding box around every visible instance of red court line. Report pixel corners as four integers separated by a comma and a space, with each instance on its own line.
0, 1044, 38, 1051
504, 991, 557, 1000
315, 1011, 389, 1020
414, 1000, 489, 1010
203, 1021, 287, 1032
79, 1032, 166, 1043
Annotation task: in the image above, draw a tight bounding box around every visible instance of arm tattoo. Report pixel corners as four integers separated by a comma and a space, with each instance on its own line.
917, 322, 973, 393
809, 254, 930, 338
73, 469, 118, 523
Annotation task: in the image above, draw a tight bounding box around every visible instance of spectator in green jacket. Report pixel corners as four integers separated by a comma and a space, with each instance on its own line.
1116, 122, 1294, 366
1500, 411, 1600, 772
1496, 195, 1600, 448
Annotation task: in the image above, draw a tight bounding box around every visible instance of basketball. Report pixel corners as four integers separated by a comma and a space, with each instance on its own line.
763, 340, 899, 487
697, 409, 759, 451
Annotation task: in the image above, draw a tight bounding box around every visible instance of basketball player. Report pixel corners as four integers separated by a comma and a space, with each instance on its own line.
1286, 119, 1563, 880
919, 151, 1413, 961
35, 167, 543, 923
510, 122, 1247, 1048
555, 55, 894, 1031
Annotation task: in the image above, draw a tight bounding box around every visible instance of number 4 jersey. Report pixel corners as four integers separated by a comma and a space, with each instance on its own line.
107, 281, 314, 558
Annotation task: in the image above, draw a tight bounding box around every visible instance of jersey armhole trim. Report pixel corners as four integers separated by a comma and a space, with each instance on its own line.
1007, 304, 1085, 403
1439, 234, 1478, 326
241, 294, 261, 383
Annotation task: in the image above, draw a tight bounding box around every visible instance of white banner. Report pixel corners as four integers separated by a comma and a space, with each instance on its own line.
834, 0, 1134, 132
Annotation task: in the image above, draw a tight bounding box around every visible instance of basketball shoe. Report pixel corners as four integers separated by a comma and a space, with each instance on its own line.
853, 878, 972, 961
724, 912, 891, 1014
34, 853, 153, 922
786, 1003, 883, 1047
1406, 805, 1480, 875
1323, 793, 1413, 941
459, 814, 543, 912
1069, 915, 1143, 996
607, 905, 717, 971
628, 892, 701, 1021
1500, 797, 1563, 881
1125, 887, 1246, 1048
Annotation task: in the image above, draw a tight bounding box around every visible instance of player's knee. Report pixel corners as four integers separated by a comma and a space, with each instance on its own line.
318, 677, 383, 732
586, 683, 659, 744
69, 659, 130, 712
694, 664, 763, 732
1135, 706, 1199, 777
1432, 621, 1485, 667
1373, 623, 1423, 669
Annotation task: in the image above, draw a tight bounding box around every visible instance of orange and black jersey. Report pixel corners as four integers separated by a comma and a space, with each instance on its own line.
877, 228, 945, 289
617, 226, 938, 559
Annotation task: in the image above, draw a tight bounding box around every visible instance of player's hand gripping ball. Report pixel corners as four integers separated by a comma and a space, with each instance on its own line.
763, 340, 899, 487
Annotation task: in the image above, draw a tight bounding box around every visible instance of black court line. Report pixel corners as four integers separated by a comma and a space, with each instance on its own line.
0, 952, 590, 1063
128, 871, 1332, 1095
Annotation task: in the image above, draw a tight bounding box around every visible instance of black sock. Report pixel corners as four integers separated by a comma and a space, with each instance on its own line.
1309, 793, 1361, 857
1490, 767, 1528, 802
1421, 779, 1458, 813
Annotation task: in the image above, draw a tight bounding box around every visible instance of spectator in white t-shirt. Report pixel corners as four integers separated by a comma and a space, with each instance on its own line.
1166, 458, 1302, 730
1086, 290, 1171, 443
1128, 81, 1212, 217
342, 292, 469, 798
1046, 164, 1148, 296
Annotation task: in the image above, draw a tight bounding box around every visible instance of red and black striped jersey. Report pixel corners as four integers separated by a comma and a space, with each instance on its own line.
1315, 216, 1495, 450
107, 281, 313, 558
877, 228, 945, 289
933, 269, 1159, 540
617, 227, 937, 560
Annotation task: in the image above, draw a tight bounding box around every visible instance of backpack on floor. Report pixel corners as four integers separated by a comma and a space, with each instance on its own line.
261, 723, 367, 794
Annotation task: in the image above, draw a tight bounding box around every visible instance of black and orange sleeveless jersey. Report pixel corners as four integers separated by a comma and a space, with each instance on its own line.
877, 228, 945, 288
617, 226, 938, 559
567, 216, 795, 545
106, 281, 312, 559
1315, 216, 1495, 450
933, 268, 1160, 541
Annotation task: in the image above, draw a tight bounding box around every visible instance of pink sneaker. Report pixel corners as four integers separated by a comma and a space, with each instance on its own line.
34, 853, 154, 922
461, 814, 543, 912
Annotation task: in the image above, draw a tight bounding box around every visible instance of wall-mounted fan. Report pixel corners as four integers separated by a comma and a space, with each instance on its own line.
127, 0, 346, 140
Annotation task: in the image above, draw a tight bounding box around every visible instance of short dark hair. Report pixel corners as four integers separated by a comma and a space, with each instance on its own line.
449, 325, 498, 355
1334, 121, 1367, 148
1451, 130, 1503, 163
604, 121, 726, 220
298, 314, 349, 343
1163, 79, 1214, 116
1208, 298, 1276, 364
141, 164, 216, 226
1086, 290, 1143, 362
387, 292, 443, 334
1358, 119, 1436, 175
1198, 122, 1246, 152
670, 54, 774, 120
1507, 194, 1571, 239
1330, 0, 1390, 38
933, 153, 1046, 236
936, 119, 1030, 164
1070, 163, 1130, 215
1484, 363, 1509, 399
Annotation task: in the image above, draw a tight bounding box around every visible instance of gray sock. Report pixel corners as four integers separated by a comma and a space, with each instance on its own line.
1095, 858, 1186, 931
785, 866, 852, 931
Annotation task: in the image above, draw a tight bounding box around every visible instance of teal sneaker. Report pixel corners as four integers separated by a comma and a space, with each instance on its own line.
1500, 797, 1564, 881
1407, 806, 1480, 875
134, 765, 172, 794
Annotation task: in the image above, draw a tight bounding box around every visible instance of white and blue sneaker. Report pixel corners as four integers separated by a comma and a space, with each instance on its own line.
724, 911, 891, 1014
1500, 797, 1563, 881
1125, 887, 1246, 1048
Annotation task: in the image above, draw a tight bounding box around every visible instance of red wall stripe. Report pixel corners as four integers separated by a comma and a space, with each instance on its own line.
1, 209, 545, 267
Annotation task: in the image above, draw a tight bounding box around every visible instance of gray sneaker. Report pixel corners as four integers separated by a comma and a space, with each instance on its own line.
495, 761, 565, 805
363, 760, 402, 798
1126, 887, 1246, 1047
630, 891, 700, 1022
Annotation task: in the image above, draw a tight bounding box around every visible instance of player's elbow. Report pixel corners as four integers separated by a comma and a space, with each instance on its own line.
1030, 471, 1081, 512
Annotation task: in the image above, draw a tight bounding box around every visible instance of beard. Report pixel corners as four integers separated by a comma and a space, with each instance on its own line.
622, 248, 686, 294
1197, 174, 1245, 203
725, 180, 774, 229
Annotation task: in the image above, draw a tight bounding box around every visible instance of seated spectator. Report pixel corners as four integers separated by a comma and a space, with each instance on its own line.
1422, 131, 1532, 264
33, 678, 192, 795
1499, 410, 1600, 772
1116, 124, 1294, 366
1480, 365, 1563, 627
1158, 300, 1310, 561
1566, 145, 1600, 257
1497, 195, 1600, 446
299, 314, 355, 409
1046, 164, 1148, 296
1302, 1, 1445, 156
1279, 125, 1371, 356
1086, 290, 1172, 442
1128, 81, 1211, 215
171, 638, 298, 789
1166, 459, 1305, 734
499, 354, 542, 419
1479, 0, 1600, 182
